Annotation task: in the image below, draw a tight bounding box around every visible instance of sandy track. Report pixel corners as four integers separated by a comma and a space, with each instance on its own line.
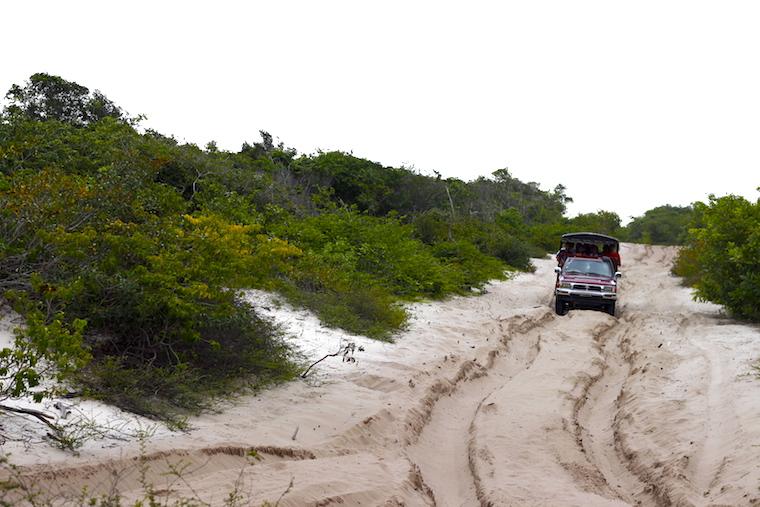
6, 244, 760, 506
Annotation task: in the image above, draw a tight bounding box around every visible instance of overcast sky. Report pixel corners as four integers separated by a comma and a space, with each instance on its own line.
3, 1, 759, 222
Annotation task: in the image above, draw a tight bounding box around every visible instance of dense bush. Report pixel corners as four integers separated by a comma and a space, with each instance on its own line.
0, 161, 301, 418
276, 258, 407, 340
451, 219, 532, 271
625, 205, 693, 245
275, 210, 456, 298
673, 195, 760, 320
431, 240, 508, 289
0, 73, 573, 418
270, 209, 518, 338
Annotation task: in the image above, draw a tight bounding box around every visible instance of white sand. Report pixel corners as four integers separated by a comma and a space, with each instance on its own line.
3, 244, 760, 506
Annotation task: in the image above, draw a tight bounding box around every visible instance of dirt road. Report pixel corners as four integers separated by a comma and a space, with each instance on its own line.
9, 244, 760, 506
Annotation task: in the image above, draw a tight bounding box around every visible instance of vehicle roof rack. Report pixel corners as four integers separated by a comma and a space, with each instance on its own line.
560, 232, 619, 245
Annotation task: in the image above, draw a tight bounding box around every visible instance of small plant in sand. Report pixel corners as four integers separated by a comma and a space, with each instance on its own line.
300, 340, 365, 378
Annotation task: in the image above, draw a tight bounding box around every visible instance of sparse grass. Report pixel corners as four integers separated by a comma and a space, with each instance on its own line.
0, 436, 294, 506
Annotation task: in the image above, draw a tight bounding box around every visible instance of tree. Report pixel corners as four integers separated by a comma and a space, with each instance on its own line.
3, 73, 126, 126
568, 210, 622, 237
625, 205, 693, 245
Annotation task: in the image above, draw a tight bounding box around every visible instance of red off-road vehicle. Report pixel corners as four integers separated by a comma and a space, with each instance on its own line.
553, 232, 621, 316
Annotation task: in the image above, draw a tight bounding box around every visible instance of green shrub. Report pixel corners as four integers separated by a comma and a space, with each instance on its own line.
412, 210, 451, 245
671, 241, 702, 286
274, 210, 454, 299
78, 301, 298, 420
675, 195, 760, 320
527, 222, 567, 253
277, 271, 407, 340
270, 209, 518, 337
452, 219, 532, 270
432, 240, 507, 291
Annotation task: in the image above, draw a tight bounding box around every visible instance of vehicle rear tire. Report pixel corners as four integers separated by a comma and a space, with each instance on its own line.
555, 297, 567, 316
605, 302, 616, 316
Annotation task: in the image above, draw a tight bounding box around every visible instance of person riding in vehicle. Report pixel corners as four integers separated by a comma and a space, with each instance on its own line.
602, 244, 621, 269
556, 242, 575, 266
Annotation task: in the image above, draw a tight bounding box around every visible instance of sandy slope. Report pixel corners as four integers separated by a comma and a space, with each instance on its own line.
4, 244, 760, 506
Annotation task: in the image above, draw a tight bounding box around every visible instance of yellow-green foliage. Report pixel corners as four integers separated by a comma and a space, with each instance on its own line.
0, 159, 302, 417
0, 73, 572, 417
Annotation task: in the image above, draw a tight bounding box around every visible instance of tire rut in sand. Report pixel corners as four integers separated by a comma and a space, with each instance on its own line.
602, 310, 755, 506
466, 313, 629, 506
576, 315, 659, 505
688, 338, 740, 499
405, 309, 553, 506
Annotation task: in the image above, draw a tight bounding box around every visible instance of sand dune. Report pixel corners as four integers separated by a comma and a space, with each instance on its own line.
4, 244, 760, 506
